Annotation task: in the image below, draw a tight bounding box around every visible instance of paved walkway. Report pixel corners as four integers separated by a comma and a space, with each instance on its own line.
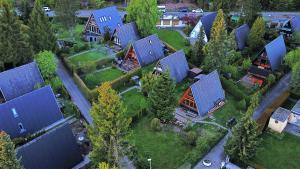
194, 133, 230, 169
56, 59, 93, 125
252, 73, 291, 120
119, 86, 141, 95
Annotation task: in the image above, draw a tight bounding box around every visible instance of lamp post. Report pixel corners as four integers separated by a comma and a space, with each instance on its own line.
147, 158, 152, 169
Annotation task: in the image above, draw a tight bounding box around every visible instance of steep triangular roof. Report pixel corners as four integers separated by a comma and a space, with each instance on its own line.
132, 34, 165, 67
265, 35, 286, 70
114, 22, 140, 48
190, 70, 225, 116
0, 62, 44, 101
201, 12, 217, 40
159, 50, 189, 83
290, 14, 300, 31
234, 24, 250, 50
17, 123, 83, 169
0, 86, 63, 138
91, 6, 123, 34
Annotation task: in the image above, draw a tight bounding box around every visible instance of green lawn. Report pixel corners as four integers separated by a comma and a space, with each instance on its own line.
83, 67, 124, 89
56, 24, 85, 40
253, 132, 300, 169
129, 117, 193, 169
121, 89, 148, 118
69, 50, 108, 65
156, 29, 187, 50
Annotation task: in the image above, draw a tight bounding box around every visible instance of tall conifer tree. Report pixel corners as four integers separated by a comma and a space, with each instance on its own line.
191, 26, 206, 66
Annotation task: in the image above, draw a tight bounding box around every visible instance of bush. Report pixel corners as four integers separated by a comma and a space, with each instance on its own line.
185, 131, 198, 146
116, 50, 125, 59
236, 99, 247, 110
221, 77, 247, 100
183, 25, 193, 35
110, 68, 142, 90
80, 62, 97, 74
73, 43, 89, 53
150, 118, 161, 131
73, 72, 93, 100
62, 100, 81, 118
222, 65, 239, 79
242, 58, 252, 71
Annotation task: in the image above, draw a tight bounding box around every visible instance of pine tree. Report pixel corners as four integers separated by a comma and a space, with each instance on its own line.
225, 92, 260, 163
28, 0, 57, 53
0, 1, 33, 70
141, 72, 158, 95
20, 0, 31, 24
290, 62, 300, 95
203, 9, 228, 71
247, 17, 265, 51
225, 31, 242, 64
241, 0, 261, 24
191, 26, 205, 66
148, 71, 177, 122
0, 132, 21, 169
88, 82, 131, 167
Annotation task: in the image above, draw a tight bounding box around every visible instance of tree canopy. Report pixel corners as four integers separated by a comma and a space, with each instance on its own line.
0, 132, 21, 169
35, 50, 57, 80
247, 17, 265, 51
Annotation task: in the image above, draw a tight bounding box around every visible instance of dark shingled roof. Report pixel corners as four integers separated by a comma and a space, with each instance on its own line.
92, 6, 123, 34
113, 22, 140, 48
234, 24, 250, 50
159, 50, 189, 83
132, 34, 165, 67
201, 12, 217, 40
17, 123, 83, 169
291, 100, 300, 115
0, 86, 63, 139
0, 62, 44, 101
265, 35, 287, 71
190, 70, 225, 116
248, 66, 270, 78
290, 14, 300, 31
271, 107, 291, 122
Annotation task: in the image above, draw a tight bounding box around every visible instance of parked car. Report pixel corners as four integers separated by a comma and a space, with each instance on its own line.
42, 6, 51, 12
178, 7, 189, 12
203, 159, 212, 167
192, 8, 203, 13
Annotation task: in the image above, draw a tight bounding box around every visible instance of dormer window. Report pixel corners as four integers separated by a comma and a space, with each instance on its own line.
100, 18, 103, 22
149, 40, 152, 44
12, 108, 18, 118
18, 123, 26, 133
109, 16, 112, 20
149, 51, 152, 55
103, 16, 107, 21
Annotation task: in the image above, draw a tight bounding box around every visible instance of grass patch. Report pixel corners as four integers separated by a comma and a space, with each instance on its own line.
83, 67, 124, 89
69, 50, 109, 65
129, 117, 192, 169
253, 132, 300, 169
156, 29, 187, 50
122, 89, 148, 118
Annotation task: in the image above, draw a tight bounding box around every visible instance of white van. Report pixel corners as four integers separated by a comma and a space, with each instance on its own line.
158, 5, 166, 13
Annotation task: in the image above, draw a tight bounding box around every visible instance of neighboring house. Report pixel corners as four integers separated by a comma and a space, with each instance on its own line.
154, 50, 189, 83
112, 22, 140, 49
84, 6, 123, 42
290, 100, 300, 123
179, 70, 225, 116
156, 15, 186, 28
0, 86, 63, 139
17, 123, 83, 169
0, 62, 43, 102
280, 14, 300, 35
234, 24, 250, 50
122, 34, 165, 71
190, 12, 217, 42
268, 107, 292, 133
248, 35, 286, 86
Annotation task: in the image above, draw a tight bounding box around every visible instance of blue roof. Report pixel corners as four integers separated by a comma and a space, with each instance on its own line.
159, 50, 189, 83
235, 24, 250, 50
113, 22, 140, 48
17, 123, 83, 169
265, 35, 287, 70
132, 34, 165, 67
91, 6, 123, 34
0, 86, 63, 139
290, 14, 300, 30
0, 62, 44, 101
201, 12, 217, 40
190, 70, 225, 116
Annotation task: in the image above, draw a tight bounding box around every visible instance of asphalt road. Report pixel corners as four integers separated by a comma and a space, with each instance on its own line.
252, 72, 291, 120
56, 59, 93, 125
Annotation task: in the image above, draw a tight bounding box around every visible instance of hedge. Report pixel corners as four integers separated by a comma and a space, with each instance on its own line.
110, 68, 142, 90
221, 76, 248, 101
162, 41, 177, 53
73, 72, 93, 100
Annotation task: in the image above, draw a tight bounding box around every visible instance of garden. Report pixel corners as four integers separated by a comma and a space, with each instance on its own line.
156, 29, 190, 52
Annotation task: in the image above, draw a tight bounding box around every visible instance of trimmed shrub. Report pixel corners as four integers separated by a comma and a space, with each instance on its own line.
242, 58, 252, 71
221, 77, 247, 100
80, 62, 96, 74
236, 99, 247, 110
62, 100, 81, 118
73, 72, 93, 100
150, 118, 161, 131
222, 65, 239, 79
185, 131, 198, 146
110, 68, 142, 90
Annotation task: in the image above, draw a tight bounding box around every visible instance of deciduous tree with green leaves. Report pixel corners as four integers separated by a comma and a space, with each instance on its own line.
284, 48, 300, 68
0, 131, 21, 169
98, 162, 118, 169
225, 92, 261, 163
88, 82, 131, 166
35, 50, 57, 80
126, 0, 159, 37
148, 71, 177, 122
28, 0, 57, 53
0, 1, 33, 70
247, 17, 265, 51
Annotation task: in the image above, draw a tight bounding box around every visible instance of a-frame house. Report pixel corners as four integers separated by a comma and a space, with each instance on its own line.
234, 24, 250, 50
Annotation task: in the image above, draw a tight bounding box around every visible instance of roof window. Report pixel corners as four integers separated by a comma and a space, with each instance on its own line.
149, 40, 152, 44
12, 108, 18, 118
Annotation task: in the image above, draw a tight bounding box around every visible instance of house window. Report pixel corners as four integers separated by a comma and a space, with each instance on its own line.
18, 123, 26, 133
11, 108, 18, 118
100, 18, 103, 22
149, 51, 152, 55
109, 16, 112, 20
275, 120, 278, 124
103, 16, 107, 21
149, 40, 152, 44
